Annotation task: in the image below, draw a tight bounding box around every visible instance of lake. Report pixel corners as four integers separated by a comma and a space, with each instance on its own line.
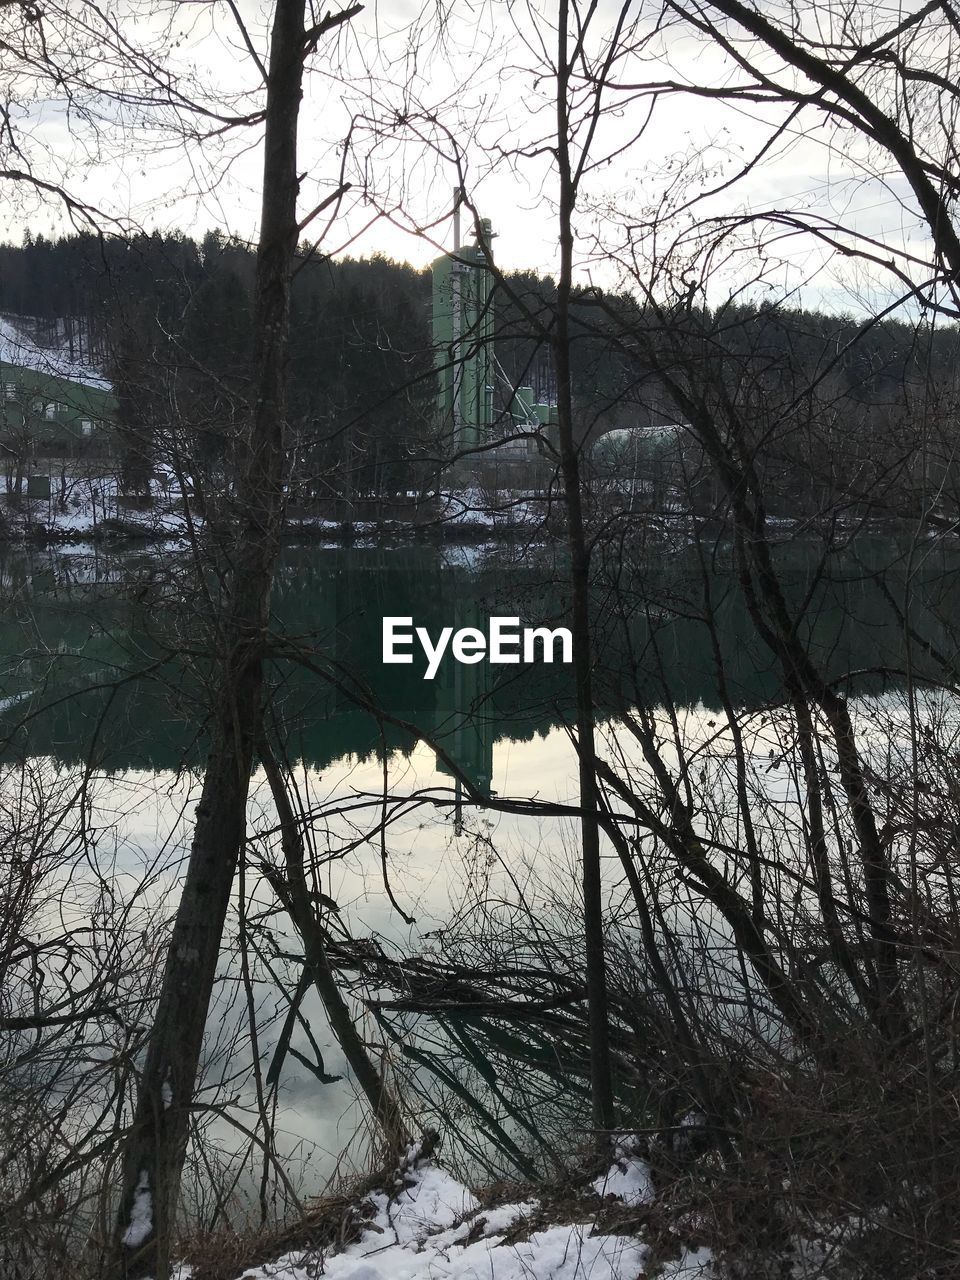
2, 531, 959, 1205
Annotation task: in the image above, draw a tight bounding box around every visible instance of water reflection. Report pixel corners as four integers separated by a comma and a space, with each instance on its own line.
3, 533, 960, 1195
3, 536, 959, 780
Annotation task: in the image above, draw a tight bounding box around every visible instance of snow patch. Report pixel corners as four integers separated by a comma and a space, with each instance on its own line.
235, 1163, 652, 1280
591, 1137, 654, 1207
466, 1200, 539, 1237
659, 1245, 714, 1276
121, 1169, 153, 1248
0, 314, 110, 390
371, 1160, 478, 1246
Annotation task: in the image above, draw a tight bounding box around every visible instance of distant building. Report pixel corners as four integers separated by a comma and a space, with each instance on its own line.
432, 219, 496, 454
0, 315, 115, 456
432, 217, 556, 483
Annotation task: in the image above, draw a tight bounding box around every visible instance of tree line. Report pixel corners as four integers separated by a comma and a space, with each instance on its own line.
0, 233, 434, 500
3, 231, 959, 521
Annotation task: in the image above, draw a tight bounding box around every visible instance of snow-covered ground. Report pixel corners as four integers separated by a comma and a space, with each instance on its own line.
185, 1144, 711, 1280
0, 313, 110, 390
0, 473, 556, 544
0, 469, 198, 541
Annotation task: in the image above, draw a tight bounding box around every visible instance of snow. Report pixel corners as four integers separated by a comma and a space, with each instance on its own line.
664, 1247, 714, 1276
172, 1138, 716, 1280
441, 488, 497, 528
235, 1161, 657, 1280
373, 1161, 479, 1246
0, 468, 200, 542
121, 1169, 153, 1247
591, 1160, 654, 1207
591, 1138, 655, 1208
461, 1201, 538, 1237
245, 1223, 647, 1280
436, 488, 552, 531
0, 314, 110, 391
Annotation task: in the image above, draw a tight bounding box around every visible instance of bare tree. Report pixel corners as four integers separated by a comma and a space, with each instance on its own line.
108, 4, 359, 1276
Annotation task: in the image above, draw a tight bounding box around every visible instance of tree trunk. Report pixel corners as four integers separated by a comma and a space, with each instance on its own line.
109, 3, 307, 1274
554, 0, 616, 1139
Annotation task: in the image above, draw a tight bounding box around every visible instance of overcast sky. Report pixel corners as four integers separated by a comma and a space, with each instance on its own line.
0, 0, 939, 313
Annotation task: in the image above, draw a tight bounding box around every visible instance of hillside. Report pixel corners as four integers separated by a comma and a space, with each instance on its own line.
0, 313, 110, 391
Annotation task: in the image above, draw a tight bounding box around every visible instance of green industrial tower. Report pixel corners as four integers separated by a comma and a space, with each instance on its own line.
432, 216, 495, 453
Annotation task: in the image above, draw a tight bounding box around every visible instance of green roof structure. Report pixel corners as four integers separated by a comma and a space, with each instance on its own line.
0, 315, 115, 454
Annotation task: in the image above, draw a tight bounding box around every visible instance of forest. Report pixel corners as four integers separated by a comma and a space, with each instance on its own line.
3, 230, 959, 525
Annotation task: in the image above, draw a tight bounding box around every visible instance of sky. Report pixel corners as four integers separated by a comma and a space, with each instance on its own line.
0, 0, 947, 312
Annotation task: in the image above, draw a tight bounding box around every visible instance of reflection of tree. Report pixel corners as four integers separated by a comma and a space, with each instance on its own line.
7, 539, 959, 773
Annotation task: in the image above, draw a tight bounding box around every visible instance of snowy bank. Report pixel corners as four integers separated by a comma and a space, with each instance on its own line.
182, 1144, 712, 1280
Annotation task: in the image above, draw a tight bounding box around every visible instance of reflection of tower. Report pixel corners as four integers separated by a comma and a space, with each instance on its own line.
432, 209, 495, 454
329, 546, 360, 716
433, 590, 494, 802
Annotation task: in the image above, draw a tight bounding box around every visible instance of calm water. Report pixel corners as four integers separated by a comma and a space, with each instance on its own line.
2, 533, 959, 1194
3, 534, 957, 777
